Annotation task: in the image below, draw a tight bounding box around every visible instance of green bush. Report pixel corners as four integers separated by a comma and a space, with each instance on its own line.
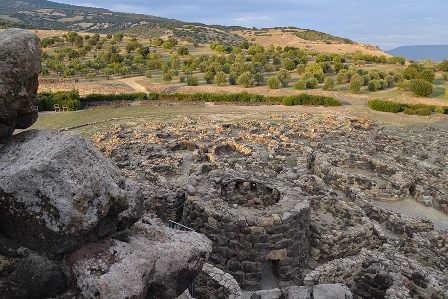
403, 108, 415, 115
282, 97, 294, 106
407, 103, 437, 111
187, 75, 199, 86
293, 80, 306, 90
147, 92, 158, 101
368, 99, 402, 113
36, 90, 81, 111
415, 108, 432, 116
305, 77, 319, 89
82, 92, 147, 102
64, 100, 81, 111
281, 94, 341, 107
266, 76, 281, 89
36, 92, 55, 111
349, 75, 363, 94
322, 77, 335, 91
434, 107, 445, 114
410, 79, 433, 97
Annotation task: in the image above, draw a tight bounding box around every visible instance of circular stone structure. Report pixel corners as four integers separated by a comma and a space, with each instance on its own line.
182, 169, 310, 291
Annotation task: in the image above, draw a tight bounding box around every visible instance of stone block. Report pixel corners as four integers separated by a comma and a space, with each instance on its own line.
267, 249, 287, 261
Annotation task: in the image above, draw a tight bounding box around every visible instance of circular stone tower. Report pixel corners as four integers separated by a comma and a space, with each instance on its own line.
182, 169, 310, 290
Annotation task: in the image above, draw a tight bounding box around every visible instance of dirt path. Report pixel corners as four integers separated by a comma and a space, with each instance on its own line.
372, 199, 448, 231
115, 76, 148, 93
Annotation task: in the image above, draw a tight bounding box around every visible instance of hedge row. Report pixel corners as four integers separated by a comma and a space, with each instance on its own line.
282, 94, 342, 106
368, 99, 448, 115
36, 90, 81, 111
142, 91, 341, 106
80, 91, 342, 106
36, 90, 342, 110
82, 92, 148, 102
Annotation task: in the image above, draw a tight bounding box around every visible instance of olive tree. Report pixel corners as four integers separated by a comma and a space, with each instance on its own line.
266, 76, 281, 89
215, 71, 226, 86
237, 72, 253, 88
349, 75, 363, 93
322, 77, 335, 91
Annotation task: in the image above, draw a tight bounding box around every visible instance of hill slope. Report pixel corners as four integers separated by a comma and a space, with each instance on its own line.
235, 28, 390, 56
387, 45, 448, 62
0, 0, 389, 55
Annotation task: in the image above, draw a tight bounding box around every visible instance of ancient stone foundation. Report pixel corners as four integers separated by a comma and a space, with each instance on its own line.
182, 169, 310, 290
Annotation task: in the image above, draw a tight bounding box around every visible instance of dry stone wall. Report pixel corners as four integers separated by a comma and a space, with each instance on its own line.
195, 263, 242, 299
182, 169, 310, 290
89, 111, 448, 298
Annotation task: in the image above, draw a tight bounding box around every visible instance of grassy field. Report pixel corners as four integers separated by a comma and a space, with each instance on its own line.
28, 98, 448, 140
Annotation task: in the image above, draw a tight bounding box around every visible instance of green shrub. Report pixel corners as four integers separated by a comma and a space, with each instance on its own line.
418, 69, 435, 82
322, 77, 335, 91
147, 92, 158, 101
281, 94, 341, 107
403, 108, 415, 115
324, 97, 342, 106
36, 92, 55, 111
368, 99, 402, 113
187, 75, 199, 86
368, 80, 377, 92
267, 76, 281, 89
282, 97, 293, 106
293, 80, 306, 90
64, 100, 81, 111
434, 107, 445, 114
82, 92, 147, 102
305, 77, 319, 89
407, 103, 436, 111
37, 90, 81, 111
415, 108, 432, 116
349, 75, 363, 94
410, 79, 433, 97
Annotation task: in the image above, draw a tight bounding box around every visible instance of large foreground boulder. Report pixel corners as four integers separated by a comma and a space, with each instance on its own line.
0, 130, 143, 255
0, 28, 41, 139
67, 219, 212, 299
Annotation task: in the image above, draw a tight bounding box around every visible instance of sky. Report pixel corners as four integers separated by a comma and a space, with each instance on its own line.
56, 0, 448, 51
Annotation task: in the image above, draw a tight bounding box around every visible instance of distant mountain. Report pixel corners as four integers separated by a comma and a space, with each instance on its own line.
0, 0, 388, 54
387, 45, 448, 62
0, 0, 102, 14
0, 0, 247, 45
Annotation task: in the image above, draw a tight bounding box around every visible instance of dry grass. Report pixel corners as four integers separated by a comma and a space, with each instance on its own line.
232, 28, 391, 55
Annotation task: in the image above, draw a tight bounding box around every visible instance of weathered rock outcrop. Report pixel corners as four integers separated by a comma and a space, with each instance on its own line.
0, 130, 143, 255
0, 129, 212, 299
0, 28, 41, 139
67, 219, 212, 299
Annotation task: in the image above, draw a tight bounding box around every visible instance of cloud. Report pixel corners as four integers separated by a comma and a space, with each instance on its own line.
233, 16, 270, 23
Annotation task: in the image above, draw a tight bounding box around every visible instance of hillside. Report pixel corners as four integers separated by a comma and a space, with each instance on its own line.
0, 0, 392, 56
0, 0, 246, 45
234, 27, 390, 56
387, 45, 448, 62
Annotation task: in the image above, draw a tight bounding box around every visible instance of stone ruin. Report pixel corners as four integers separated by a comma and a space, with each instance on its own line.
183, 169, 310, 290
2, 28, 448, 299
93, 111, 448, 298
0, 29, 212, 299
